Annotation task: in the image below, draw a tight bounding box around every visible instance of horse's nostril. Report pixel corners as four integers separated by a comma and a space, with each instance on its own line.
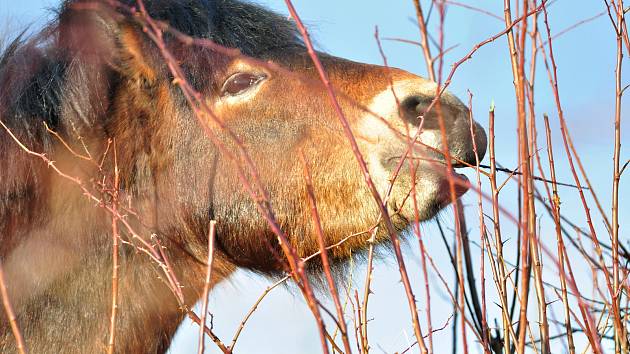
400, 95, 435, 127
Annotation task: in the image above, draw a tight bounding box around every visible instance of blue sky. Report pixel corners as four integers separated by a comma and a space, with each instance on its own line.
1, 1, 628, 353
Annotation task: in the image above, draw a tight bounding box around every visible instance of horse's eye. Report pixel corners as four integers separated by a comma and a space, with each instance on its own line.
221, 72, 266, 96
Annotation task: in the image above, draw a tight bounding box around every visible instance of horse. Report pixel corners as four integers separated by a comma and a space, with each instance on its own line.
0, 0, 487, 352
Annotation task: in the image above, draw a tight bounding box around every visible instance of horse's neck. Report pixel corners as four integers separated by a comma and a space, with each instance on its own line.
1, 247, 199, 353
0, 167, 234, 353
0, 224, 227, 354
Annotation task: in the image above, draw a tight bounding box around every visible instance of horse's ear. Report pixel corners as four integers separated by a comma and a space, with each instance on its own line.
58, 2, 159, 84
117, 23, 159, 83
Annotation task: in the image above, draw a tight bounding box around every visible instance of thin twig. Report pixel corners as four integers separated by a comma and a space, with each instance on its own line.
107, 141, 120, 354
300, 152, 353, 354
0, 262, 26, 354
282, 1, 430, 352
198, 221, 217, 354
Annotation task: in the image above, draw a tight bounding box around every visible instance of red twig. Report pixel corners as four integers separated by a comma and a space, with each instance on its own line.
282, 1, 430, 352
0, 262, 26, 354
540, 2, 608, 352
412, 0, 436, 81
198, 221, 217, 354
299, 152, 352, 354
107, 141, 120, 354
444, 1, 504, 21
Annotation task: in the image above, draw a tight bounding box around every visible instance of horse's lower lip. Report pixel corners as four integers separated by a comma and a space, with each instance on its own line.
454, 171, 470, 193
438, 170, 470, 202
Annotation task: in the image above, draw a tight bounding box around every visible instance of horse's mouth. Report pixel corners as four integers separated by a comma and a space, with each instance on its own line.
378, 154, 472, 224
384, 154, 471, 189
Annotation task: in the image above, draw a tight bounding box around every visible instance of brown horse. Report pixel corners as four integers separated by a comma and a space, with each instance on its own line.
0, 0, 486, 352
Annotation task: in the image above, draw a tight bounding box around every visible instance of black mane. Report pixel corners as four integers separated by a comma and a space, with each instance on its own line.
120, 0, 303, 56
